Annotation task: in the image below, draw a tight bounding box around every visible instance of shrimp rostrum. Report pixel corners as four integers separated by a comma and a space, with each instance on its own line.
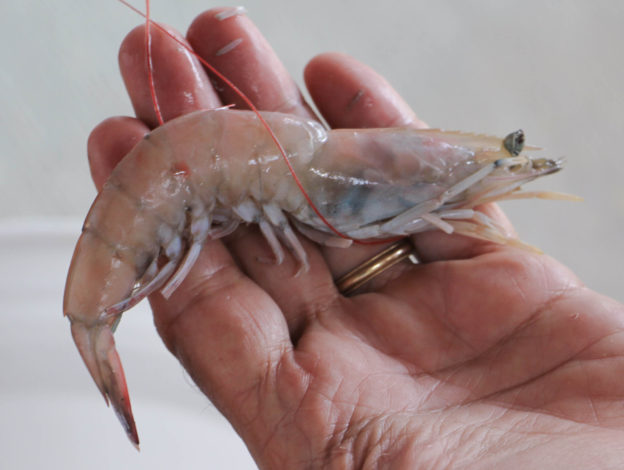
64, 108, 566, 446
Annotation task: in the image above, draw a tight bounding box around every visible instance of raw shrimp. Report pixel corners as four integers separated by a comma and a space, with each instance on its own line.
64, 107, 565, 446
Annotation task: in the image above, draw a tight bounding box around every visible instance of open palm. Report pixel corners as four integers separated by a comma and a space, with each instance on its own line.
87, 8, 624, 469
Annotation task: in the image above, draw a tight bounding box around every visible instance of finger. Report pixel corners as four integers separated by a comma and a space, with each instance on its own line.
87, 116, 148, 191
119, 23, 221, 127
187, 7, 316, 119
304, 52, 425, 129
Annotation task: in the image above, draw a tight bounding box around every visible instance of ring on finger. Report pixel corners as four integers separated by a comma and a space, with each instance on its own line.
335, 239, 419, 296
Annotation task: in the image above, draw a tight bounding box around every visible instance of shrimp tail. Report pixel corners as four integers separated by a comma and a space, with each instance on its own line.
70, 321, 139, 449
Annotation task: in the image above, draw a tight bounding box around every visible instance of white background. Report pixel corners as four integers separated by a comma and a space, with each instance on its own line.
1, 1, 622, 468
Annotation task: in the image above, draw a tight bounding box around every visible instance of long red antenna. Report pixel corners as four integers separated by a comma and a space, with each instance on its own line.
144, 0, 164, 126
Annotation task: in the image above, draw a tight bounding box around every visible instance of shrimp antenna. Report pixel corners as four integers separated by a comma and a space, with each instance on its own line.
143, 0, 164, 126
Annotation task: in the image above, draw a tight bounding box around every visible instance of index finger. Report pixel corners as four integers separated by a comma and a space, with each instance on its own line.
305, 52, 425, 129
119, 24, 220, 128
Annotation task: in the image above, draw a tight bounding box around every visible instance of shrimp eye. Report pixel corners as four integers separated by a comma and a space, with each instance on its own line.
503, 129, 525, 156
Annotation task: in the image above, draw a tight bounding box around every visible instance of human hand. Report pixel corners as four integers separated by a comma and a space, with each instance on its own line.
87, 8, 624, 469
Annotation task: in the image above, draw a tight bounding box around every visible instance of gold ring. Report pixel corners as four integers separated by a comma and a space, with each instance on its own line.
335, 239, 419, 296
